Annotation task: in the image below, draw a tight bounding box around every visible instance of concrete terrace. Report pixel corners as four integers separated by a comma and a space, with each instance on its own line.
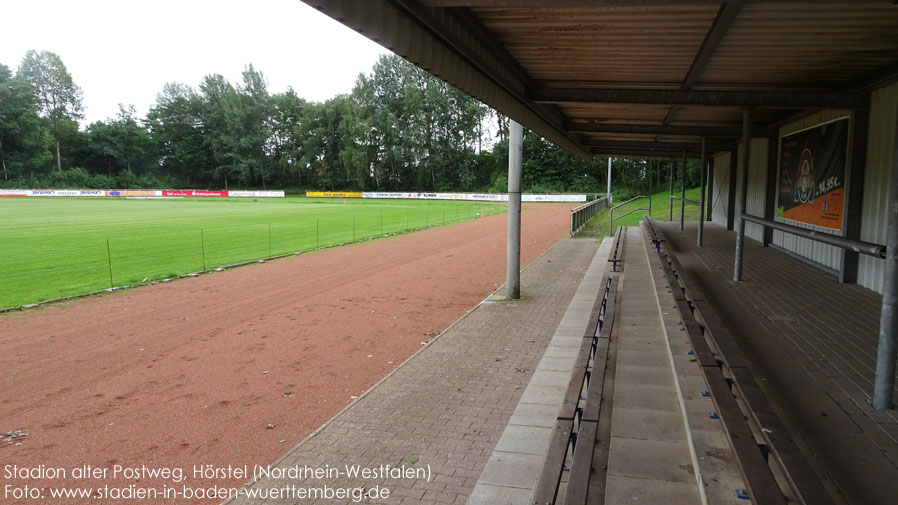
654, 220, 898, 505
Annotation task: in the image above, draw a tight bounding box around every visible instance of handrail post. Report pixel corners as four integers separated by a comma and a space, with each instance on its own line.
609, 206, 614, 236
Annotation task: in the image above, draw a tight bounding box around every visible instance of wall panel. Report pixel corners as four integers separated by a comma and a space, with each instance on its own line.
858, 83, 898, 294
711, 152, 731, 227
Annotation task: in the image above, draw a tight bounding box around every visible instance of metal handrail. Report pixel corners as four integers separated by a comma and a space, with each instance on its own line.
740, 213, 886, 258
609, 195, 652, 235
670, 195, 700, 206
570, 196, 608, 234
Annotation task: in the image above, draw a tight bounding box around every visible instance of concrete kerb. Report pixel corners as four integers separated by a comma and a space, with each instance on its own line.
221, 232, 602, 502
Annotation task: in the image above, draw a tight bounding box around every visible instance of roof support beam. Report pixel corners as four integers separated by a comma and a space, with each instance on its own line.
682, 1, 744, 90
661, 0, 745, 131
583, 139, 734, 151
529, 88, 869, 109
422, 1, 726, 6
566, 122, 776, 138
589, 148, 708, 159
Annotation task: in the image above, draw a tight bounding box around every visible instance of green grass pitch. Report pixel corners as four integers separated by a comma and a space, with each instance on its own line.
0, 197, 504, 308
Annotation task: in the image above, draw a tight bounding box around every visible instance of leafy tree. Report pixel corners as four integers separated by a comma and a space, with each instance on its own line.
2, 51, 654, 193
226, 64, 271, 188
87, 105, 155, 174
17, 50, 84, 172
198, 73, 243, 188
0, 64, 53, 180
146, 82, 211, 185
268, 88, 308, 186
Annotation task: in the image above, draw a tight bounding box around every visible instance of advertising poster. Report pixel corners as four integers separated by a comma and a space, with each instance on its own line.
305, 191, 363, 198
777, 117, 849, 230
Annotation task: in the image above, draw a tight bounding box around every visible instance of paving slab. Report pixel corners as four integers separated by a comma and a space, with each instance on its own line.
494, 425, 554, 455
607, 437, 697, 483
477, 450, 543, 488
466, 484, 531, 505
508, 402, 559, 429
610, 408, 695, 444
611, 383, 681, 412
605, 474, 700, 504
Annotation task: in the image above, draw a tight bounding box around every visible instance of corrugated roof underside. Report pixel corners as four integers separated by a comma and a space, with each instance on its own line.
700, 2, 898, 90
472, 4, 719, 86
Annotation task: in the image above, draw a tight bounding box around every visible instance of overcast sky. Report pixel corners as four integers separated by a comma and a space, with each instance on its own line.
0, 0, 388, 125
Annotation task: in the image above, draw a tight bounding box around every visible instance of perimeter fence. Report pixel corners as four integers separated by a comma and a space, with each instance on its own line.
1, 202, 504, 310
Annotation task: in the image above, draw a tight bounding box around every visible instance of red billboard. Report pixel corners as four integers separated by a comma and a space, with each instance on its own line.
161, 190, 228, 197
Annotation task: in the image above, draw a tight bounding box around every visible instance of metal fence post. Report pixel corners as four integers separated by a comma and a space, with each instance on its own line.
201, 229, 206, 270
106, 238, 113, 289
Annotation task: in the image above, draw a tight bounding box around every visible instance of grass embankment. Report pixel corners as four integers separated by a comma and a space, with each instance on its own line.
0, 197, 504, 308
575, 187, 704, 238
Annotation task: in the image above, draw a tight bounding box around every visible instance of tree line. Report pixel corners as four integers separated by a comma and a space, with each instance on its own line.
1, 51, 701, 193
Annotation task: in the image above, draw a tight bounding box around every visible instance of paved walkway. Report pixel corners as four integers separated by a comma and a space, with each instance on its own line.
655, 220, 898, 505
225, 238, 600, 505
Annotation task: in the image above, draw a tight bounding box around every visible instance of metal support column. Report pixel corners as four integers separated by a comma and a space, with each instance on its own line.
680, 151, 687, 231
649, 159, 653, 194
668, 158, 674, 221
734, 109, 752, 282
707, 157, 714, 222
698, 138, 706, 246
607, 157, 612, 204
873, 110, 898, 410
763, 136, 779, 247
506, 120, 523, 300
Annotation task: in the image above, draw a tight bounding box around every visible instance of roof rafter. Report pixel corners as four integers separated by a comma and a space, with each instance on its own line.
589, 148, 711, 159
566, 122, 776, 137
660, 0, 745, 132
529, 88, 869, 109
582, 139, 734, 151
